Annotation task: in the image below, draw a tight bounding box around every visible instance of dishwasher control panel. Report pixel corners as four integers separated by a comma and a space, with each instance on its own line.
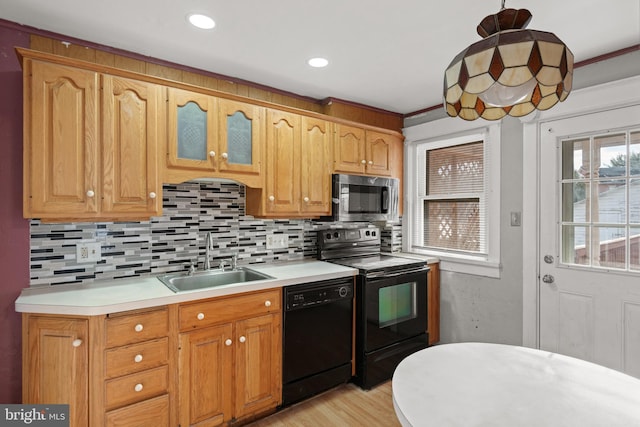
284, 280, 353, 311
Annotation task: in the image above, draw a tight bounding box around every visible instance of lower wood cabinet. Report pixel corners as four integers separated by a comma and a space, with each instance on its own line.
427, 262, 440, 345
22, 289, 282, 427
178, 289, 282, 426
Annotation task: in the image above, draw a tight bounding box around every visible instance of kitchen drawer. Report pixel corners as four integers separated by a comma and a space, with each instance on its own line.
104, 365, 168, 410
105, 337, 169, 379
179, 289, 281, 331
105, 308, 169, 348
105, 394, 169, 427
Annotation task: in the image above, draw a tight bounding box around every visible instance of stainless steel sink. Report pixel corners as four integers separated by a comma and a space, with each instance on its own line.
157, 268, 274, 293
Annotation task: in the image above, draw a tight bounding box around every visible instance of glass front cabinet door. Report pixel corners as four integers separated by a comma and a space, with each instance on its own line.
167, 87, 217, 171
217, 98, 263, 178
167, 88, 263, 184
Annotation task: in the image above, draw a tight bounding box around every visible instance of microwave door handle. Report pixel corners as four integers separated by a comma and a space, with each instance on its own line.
381, 188, 389, 213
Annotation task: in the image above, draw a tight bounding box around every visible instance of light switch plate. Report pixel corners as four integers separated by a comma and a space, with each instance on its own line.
510, 211, 522, 227
266, 234, 289, 249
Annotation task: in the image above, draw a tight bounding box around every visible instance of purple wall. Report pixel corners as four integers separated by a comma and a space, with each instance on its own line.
0, 23, 30, 403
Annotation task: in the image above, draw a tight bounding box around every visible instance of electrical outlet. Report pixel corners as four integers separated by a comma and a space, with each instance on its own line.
76, 242, 102, 263
266, 234, 289, 249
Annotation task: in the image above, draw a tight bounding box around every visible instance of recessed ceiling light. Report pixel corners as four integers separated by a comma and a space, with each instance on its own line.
188, 13, 215, 30
308, 57, 329, 68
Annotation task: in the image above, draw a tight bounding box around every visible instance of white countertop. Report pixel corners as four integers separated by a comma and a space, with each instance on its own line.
392, 342, 640, 427
15, 260, 357, 316
391, 253, 439, 265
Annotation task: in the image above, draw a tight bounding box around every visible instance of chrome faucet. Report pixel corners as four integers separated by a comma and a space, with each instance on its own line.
204, 232, 214, 270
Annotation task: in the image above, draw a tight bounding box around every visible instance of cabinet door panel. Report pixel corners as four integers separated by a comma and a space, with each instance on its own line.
235, 313, 281, 418
366, 130, 394, 176
102, 75, 161, 215
264, 110, 300, 215
25, 316, 89, 427
218, 99, 263, 176
27, 60, 99, 216
167, 88, 216, 170
179, 324, 233, 426
333, 124, 365, 174
301, 117, 332, 216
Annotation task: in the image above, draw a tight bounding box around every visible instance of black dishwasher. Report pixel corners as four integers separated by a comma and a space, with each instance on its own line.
282, 277, 354, 406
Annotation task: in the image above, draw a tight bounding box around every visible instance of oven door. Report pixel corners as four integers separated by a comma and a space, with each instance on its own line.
360, 268, 428, 353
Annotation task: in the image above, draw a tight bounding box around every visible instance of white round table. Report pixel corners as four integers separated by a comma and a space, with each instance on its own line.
392, 342, 640, 427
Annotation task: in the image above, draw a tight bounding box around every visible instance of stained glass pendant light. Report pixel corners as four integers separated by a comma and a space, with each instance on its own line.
443, 1, 574, 121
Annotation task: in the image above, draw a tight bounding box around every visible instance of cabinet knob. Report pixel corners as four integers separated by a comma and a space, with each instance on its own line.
361, 159, 366, 164
268, 195, 275, 202
368, 160, 374, 165
221, 152, 228, 159
134, 383, 143, 392
303, 197, 310, 203
134, 354, 143, 363
134, 324, 144, 332
264, 300, 272, 307
225, 339, 232, 346
239, 336, 246, 343
72, 339, 83, 348
86, 190, 95, 198
149, 192, 156, 199
197, 313, 205, 320
209, 150, 216, 158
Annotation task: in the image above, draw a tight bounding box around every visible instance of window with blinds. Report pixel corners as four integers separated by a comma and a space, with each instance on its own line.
419, 141, 486, 254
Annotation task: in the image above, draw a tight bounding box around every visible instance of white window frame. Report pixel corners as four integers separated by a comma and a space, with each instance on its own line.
403, 119, 501, 278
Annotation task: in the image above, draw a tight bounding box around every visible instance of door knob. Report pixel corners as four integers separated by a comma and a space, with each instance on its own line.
542, 274, 555, 284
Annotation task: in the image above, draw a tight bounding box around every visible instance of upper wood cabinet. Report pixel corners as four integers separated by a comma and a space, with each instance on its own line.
334, 124, 403, 177
24, 59, 100, 218
246, 110, 332, 218
101, 75, 162, 217
22, 57, 162, 221
165, 88, 263, 187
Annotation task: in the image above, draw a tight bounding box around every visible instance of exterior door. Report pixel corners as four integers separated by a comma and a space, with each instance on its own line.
539, 104, 640, 377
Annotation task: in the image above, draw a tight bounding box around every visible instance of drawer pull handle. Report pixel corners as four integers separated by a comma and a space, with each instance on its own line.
134, 354, 143, 363
239, 336, 246, 343
264, 300, 271, 307
225, 339, 232, 346
72, 339, 83, 348
134, 383, 143, 392
197, 313, 205, 320
134, 324, 144, 332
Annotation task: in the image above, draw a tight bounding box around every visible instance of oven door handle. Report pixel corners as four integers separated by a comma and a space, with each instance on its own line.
365, 266, 430, 279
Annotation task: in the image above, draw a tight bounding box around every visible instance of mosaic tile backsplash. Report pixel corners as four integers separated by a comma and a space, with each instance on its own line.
29, 182, 401, 287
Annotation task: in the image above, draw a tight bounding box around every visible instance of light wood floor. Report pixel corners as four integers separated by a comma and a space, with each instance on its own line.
247, 381, 401, 427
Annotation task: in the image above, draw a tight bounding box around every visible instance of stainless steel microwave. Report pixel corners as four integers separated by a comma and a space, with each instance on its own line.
330, 174, 399, 222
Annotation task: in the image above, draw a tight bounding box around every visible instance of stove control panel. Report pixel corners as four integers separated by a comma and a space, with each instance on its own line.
320, 227, 379, 244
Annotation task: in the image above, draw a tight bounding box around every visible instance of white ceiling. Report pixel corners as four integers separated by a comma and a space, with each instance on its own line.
1, 0, 638, 115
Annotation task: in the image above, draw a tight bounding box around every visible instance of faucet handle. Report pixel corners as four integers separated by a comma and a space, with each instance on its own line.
188, 260, 197, 275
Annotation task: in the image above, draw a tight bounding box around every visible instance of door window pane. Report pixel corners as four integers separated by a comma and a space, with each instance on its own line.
561, 128, 640, 271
